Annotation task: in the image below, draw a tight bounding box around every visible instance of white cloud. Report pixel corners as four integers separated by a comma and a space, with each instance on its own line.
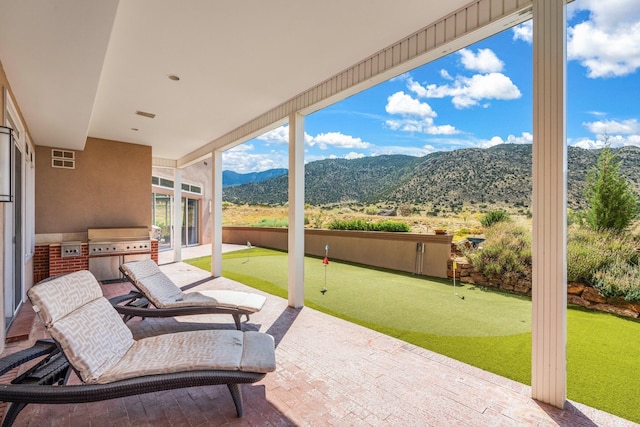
480, 136, 505, 149
385, 119, 458, 135
570, 134, 640, 149
384, 91, 460, 135
307, 152, 367, 163
568, 1, 640, 78
458, 48, 504, 73
257, 125, 372, 150
571, 136, 634, 149
389, 72, 410, 82
223, 145, 288, 173
571, 117, 640, 149
584, 119, 640, 135
256, 126, 289, 144
418, 73, 521, 109
307, 132, 372, 150
345, 152, 365, 160
440, 69, 453, 80
513, 3, 640, 78
512, 21, 532, 43
479, 132, 533, 149
371, 144, 438, 157
385, 91, 436, 117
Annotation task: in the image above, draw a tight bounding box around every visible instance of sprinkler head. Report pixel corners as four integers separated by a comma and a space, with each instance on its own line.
461, 296, 465, 300
321, 288, 327, 295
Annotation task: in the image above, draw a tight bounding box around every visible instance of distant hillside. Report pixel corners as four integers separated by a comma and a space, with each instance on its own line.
222, 145, 640, 212
223, 168, 287, 187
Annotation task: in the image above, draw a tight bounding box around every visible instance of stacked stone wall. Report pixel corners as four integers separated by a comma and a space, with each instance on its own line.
448, 243, 640, 319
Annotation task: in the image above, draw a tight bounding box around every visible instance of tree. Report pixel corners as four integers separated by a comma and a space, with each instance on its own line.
585, 144, 638, 232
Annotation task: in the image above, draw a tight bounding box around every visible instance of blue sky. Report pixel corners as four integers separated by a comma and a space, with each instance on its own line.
223, 0, 640, 173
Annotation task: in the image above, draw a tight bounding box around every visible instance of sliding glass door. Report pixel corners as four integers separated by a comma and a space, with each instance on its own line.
151, 193, 199, 249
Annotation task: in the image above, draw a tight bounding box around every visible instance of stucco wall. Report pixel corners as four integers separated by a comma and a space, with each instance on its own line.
153, 160, 209, 245
222, 227, 452, 278
36, 137, 151, 234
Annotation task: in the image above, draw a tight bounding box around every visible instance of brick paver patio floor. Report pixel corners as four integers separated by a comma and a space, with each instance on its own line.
1, 261, 636, 426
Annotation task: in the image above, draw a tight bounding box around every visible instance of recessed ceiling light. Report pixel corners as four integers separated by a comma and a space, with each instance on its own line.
168, 74, 180, 81
136, 111, 156, 119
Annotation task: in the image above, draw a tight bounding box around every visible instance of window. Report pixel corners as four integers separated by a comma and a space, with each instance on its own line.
152, 175, 200, 194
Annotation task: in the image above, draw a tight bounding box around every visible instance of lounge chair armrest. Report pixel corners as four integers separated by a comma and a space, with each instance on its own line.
0, 339, 59, 377
108, 292, 148, 307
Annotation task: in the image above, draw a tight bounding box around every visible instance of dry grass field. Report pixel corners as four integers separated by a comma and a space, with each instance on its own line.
221, 203, 496, 239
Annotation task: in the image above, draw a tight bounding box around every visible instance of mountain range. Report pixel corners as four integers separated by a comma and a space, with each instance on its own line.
222, 168, 287, 187
222, 145, 640, 212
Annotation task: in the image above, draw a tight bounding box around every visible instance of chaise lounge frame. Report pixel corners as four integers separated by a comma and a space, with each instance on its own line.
0, 339, 265, 426
111, 261, 264, 330
110, 290, 251, 330
0, 270, 276, 427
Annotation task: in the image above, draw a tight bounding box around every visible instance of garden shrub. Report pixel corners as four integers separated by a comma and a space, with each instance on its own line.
464, 221, 640, 302
398, 204, 413, 216
592, 257, 640, 302
251, 218, 288, 227
584, 144, 638, 232
466, 222, 531, 283
327, 219, 410, 232
368, 221, 410, 232
364, 205, 379, 215
566, 227, 638, 285
480, 209, 510, 227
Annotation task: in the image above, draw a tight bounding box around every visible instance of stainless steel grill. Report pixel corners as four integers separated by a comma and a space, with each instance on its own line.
89, 239, 151, 255
88, 227, 151, 281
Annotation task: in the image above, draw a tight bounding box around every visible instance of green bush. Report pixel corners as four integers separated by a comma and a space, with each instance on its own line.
251, 218, 288, 227
592, 257, 640, 302
480, 210, 510, 228
398, 204, 412, 216
466, 222, 531, 283
465, 221, 640, 301
369, 221, 410, 232
566, 227, 638, 285
327, 219, 410, 232
585, 144, 638, 232
364, 205, 379, 215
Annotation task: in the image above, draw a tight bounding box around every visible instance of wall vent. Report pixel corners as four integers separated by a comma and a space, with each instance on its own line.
51, 149, 75, 169
136, 110, 156, 119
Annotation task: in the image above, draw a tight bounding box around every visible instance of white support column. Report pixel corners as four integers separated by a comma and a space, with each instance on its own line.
211, 151, 223, 277
288, 113, 305, 308
173, 169, 183, 262
532, 0, 567, 408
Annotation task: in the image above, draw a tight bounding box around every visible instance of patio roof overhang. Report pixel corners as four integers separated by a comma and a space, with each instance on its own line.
0, 0, 570, 414
0, 0, 531, 166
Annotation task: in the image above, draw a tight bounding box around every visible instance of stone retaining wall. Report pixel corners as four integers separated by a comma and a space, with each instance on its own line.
448, 253, 640, 319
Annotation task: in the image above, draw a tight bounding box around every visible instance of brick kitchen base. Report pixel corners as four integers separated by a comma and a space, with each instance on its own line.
33, 240, 158, 283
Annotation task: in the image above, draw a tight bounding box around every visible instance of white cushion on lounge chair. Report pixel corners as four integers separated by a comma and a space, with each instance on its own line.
121, 259, 266, 312
177, 290, 267, 312
98, 330, 275, 384
28, 270, 276, 385
29, 271, 135, 383
28, 270, 104, 327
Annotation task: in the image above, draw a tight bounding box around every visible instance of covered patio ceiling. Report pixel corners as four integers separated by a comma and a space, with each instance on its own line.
0, 0, 526, 164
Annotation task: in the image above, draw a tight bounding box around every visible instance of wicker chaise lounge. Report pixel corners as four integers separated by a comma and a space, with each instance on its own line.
0, 270, 276, 427
111, 259, 267, 330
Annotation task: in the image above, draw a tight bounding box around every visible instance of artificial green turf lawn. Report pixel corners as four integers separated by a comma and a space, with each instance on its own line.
186, 248, 640, 423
